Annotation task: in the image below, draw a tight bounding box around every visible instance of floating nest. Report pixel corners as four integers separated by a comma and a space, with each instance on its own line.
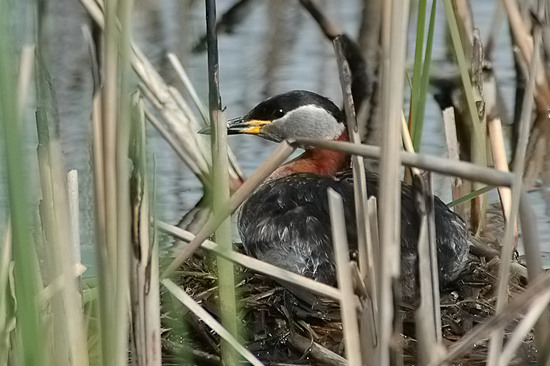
160, 235, 538, 365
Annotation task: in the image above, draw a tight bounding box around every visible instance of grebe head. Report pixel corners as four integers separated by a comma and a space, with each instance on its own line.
227, 90, 345, 142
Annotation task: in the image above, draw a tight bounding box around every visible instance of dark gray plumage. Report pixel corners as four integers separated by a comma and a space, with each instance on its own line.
238, 172, 471, 301
226, 90, 470, 302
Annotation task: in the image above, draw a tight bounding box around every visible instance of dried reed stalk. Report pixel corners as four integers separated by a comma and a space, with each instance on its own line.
290, 138, 514, 188
328, 189, 362, 366
167, 53, 210, 124
80, 0, 244, 190
443, 107, 462, 189
402, 112, 444, 363
367, 195, 381, 333
67, 171, 82, 265
129, 96, 161, 366
487, 117, 516, 241
35, 46, 89, 364
35, 151, 88, 365
333, 36, 377, 362
378, 0, 410, 364
518, 189, 545, 282
413, 175, 445, 365
501, 0, 550, 108
88, 0, 134, 363
442, 107, 463, 203
167, 53, 245, 186
333, 35, 370, 292
482, 28, 516, 240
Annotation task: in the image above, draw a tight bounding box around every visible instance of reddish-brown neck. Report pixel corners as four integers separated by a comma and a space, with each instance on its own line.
269, 132, 349, 180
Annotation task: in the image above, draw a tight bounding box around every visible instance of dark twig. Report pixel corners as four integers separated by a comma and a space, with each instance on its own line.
192, 0, 256, 53
206, 0, 221, 114
333, 35, 377, 361
298, 0, 340, 38
298, 1, 371, 137
205, 1, 239, 363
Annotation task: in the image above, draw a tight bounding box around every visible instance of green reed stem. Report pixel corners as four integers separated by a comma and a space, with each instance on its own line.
205, 0, 240, 364
0, 2, 44, 364
410, 0, 426, 147
411, 0, 437, 150
442, 0, 486, 166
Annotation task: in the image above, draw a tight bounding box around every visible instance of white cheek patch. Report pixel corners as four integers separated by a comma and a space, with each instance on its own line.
267, 105, 345, 140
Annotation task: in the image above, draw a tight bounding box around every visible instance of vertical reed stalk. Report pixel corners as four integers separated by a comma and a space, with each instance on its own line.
129, 95, 161, 366
0, 2, 44, 364
333, 36, 377, 362
333, 37, 370, 287
487, 117, 516, 240
35, 55, 89, 365
378, 0, 409, 365
517, 189, 549, 363
115, 0, 133, 363
442, 1, 486, 161
67, 171, 82, 265
205, 0, 239, 364
413, 175, 444, 365
442, 107, 466, 207
328, 189, 362, 366
93, 0, 134, 363
102, 0, 120, 272
410, 0, 436, 151
93, 0, 117, 361
409, 0, 426, 147
443, 0, 487, 230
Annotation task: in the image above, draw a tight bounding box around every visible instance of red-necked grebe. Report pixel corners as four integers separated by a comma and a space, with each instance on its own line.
223, 90, 470, 301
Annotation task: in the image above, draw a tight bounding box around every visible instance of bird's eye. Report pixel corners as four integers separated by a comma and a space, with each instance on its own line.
272, 108, 285, 119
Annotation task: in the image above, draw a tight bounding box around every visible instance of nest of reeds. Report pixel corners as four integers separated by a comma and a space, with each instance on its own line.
160, 234, 538, 366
